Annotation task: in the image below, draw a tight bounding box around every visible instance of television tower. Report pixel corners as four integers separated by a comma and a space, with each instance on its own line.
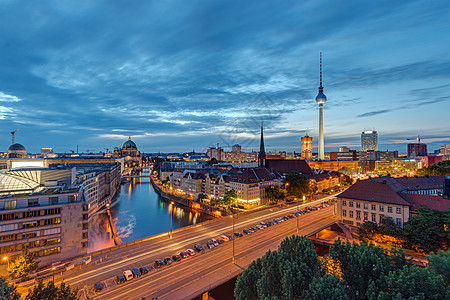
315, 52, 327, 160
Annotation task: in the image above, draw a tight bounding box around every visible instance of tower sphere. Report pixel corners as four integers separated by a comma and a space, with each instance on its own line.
315, 93, 327, 104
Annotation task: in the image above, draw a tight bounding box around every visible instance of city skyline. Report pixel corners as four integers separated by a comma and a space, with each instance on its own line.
1, 1, 450, 153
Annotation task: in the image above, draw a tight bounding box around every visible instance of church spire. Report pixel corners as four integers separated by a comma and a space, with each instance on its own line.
259, 122, 266, 167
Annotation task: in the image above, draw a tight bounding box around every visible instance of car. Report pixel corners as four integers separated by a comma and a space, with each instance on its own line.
115, 274, 126, 284
140, 266, 148, 274
220, 235, 230, 241
164, 257, 172, 265
211, 238, 219, 246
234, 232, 243, 237
186, 249, 196, 256
207, 241, 214, 249
154, 259, 164, 268
217, 238, 224, 244
123, 270, 133, 281
226, 234, 234, 240
250, 227, 257, 232
180, 251, 189, 258
260, 221, 266, 226
94, 282, 102, 292
256, 225, 264, 229
243, 229, 251, 234
172, 254, 182, 262
194, 243, 205, 253
132, 267, 141, 277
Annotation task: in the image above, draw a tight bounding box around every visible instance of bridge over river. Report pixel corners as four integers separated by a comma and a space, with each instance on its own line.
29, 196, 337, 300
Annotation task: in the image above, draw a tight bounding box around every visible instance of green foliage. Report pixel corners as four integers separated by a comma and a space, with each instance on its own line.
340, 173, 353, 186
403, 207, 449, 253
152, 157, 165, 174
368, 265, 450, 300
306, 275, 348, 300
0, 276, 20, 300
427, 249, 450, 285
222, 189, 237, 206
235, 235, 321, 300
25, 281, 79, 300
265, 186, 286, 204
197, 193, 207, 202
8, 248, 39, 278
283, 172, 315, 198
357, 221, 379, 239
418, 160, 450, 176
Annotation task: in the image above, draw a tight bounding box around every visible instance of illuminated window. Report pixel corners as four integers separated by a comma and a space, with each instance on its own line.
396, 208, 401, 214
5, 201, 16, 210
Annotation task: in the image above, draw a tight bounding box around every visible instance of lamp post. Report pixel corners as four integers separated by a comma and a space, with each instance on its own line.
3, 256, 9, 270
51, 266, 56, 283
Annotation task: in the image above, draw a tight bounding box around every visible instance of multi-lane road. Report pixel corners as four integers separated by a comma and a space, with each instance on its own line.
43, 197, 336, 300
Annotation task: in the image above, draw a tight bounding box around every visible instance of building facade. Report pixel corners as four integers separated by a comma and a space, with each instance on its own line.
407, 143, 427, 157
361, 130, 378, 152
301, 133, 313, 160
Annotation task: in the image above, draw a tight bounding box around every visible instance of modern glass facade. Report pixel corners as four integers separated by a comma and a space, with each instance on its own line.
361, 130, 378, 151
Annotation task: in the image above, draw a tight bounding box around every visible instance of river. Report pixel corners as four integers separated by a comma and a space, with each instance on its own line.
88, 170, 212, 253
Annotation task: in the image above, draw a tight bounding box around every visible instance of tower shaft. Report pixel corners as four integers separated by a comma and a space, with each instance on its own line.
318, 104, 324, 160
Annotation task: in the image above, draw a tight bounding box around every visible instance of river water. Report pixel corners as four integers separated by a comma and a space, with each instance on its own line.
88, 170, 212, 253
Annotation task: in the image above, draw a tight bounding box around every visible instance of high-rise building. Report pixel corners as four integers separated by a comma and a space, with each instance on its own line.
315, 52, 327, 160
206, 145, 223, 161
232, 144, 241, 153
301, 132, 313, 160
440, 144, 450, 156
407, 143, 427, 157
361, 130, 378, 151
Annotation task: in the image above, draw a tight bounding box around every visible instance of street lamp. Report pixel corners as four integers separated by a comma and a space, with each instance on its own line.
3, 256, 9, 270
51, 266, 56, 283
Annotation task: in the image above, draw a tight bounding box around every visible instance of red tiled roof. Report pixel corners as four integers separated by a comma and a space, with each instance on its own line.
227, 167, 275, 184
400, 193, 450, 211
369, 176, 444, 192
338, 180, 411, 206
265, 159, 313, 174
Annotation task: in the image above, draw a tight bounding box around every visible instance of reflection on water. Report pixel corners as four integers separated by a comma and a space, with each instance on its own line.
105, 170, 211, 243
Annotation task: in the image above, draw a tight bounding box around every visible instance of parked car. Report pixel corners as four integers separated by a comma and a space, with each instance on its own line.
123, 270, 133, 281
234, 232, 243, 237
250, 227, 257, 232
140, 266, 148, 274
115, 274, 126, 284
226, 234, 234, 240
186, 248, 196, 256
217, 238, 224, 244
154, 259, 164, 268
94, 282, 102, 292
243, 229, 251, 235
132, 267, 141, 278
207, 241, 214, 249
220, 235, 230, 241
180, 251, 189, 258
194, 243, 205, 253
164, 257, 172, 265
256, 225, 264, 229
172, 254, 182, 262
211, 238, 219, 246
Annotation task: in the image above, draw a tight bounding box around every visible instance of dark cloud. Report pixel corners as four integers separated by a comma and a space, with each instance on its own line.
357, 110, 391, 118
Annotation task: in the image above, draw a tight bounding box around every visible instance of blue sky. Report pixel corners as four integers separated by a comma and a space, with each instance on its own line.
0, 0, 449, 154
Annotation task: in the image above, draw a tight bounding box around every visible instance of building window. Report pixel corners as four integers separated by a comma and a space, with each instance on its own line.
43, 247, 60, 256
82, 205, 88, 211
342, 210, 347, 217
44, 218, 61, 225
379, 215, 384, 223
349, 211, 354, 218
49, 197, 58, 205
364, 212, 368, 221
388, 206, 393, 213
23, 221, 39, 228
371, 214, 376, 222
82, 232, 88, 239
396, 208, 401, 214
0, 224, 19, 232
356, 202, 361, 208
68, 195, 76, 203
44, 228, 61, 235
28, 199, 39, 207
82, 214, 88, 220
342, 200, 347, 206
81, 241, 88, 248
364, 203, 368, 209
349, 201, 354, 207
379, 205, 384, 212
5, 201, 16, 210
356, 211, 361, 220
396, 218, 402, 226
371, 204, 376, 211
82, 223, 88, 230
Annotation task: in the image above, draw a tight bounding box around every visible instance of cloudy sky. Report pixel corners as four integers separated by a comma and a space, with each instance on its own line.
1, 0, 449, 154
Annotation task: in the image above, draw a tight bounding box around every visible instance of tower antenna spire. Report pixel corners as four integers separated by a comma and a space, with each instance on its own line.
320, 51, 322, 87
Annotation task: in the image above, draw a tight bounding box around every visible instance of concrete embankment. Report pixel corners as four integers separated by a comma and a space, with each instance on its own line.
106, 208, 123, 245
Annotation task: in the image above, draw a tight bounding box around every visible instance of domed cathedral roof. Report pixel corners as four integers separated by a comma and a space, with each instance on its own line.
122, 136, 137, 150
8, 143, 26, 152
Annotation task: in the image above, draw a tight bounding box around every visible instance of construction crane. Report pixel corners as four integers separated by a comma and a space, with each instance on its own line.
406, 135, 422, 144
11, 129, 19, 144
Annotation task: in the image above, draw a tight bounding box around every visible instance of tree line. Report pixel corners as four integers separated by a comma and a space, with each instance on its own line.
235, 235, 450, 300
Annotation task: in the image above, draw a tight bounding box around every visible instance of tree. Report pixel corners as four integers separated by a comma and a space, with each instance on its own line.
197, 193, 208, 202
222, 189, 237, 207
403, 207, 449, 253
25, 281, 79, 300
8, 248, 39, 278
0, 276, 20, 300
283, 172, 314, 198
265, 186, 286, 204
152, 157, 165, 175
428, 249, 450, 285
235, 235, 321, 300
339, 173, 353, 186
306, 275, 348, 300
367, 265, 450, 300
357, 221, 379, 240
418, 160, 450, 176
